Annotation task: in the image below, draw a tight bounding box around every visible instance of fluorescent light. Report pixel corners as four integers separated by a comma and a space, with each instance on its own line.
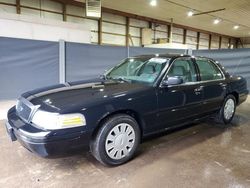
150, 0, 157, 6
233, 25, 239, 30
187, 10, 194, 17
213, 18, 221, 24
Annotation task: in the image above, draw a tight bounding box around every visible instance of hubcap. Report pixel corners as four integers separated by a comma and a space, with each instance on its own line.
224, 98, 235, 120
105, 123, 135, 160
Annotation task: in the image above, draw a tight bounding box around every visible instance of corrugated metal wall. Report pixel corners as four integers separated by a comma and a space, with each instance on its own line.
0, 37, 59, 100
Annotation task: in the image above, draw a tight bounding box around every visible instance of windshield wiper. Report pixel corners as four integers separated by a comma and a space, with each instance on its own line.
117, 77, 130, 82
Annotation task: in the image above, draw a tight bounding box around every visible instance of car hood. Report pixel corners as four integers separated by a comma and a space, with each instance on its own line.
25, 78, 149, 113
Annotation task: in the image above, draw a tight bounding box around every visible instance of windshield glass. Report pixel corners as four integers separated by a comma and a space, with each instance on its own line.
106, 57, 169, 84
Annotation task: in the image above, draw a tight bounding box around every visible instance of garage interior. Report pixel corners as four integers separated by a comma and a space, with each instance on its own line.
0, 0, 250, 187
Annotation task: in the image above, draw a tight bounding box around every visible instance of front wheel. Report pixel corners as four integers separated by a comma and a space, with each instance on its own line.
215, 94, 236, 125
90, 114, 140, 166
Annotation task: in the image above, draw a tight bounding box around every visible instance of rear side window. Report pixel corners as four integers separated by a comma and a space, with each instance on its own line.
196, 59, 223, 81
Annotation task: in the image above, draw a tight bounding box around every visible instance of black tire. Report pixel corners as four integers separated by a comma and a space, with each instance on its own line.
90, 114, 141, 166
215, 94, 236, 126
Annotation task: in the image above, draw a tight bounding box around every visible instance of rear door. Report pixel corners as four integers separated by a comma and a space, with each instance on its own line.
195, 58, 226, 114
156, 57, 204, 130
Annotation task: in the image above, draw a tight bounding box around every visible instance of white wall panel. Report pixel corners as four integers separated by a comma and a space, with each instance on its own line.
222, 37, 229, 43
0, 0, 15, 3
187, 30, 197, 37
102, 22, 126, 35
187, 44, 197, 49
156, 24, 167, 32
186, 36, 197, 45
41, 0, 62, 12
102, 12, 125, 24
21, 8, 41, 17
221, 42, 229, 49
21, 0, 40, 7
173, 27, 183, 35
172, 34, 183, 43
155, 31, 167, 39
200, 38, 209, 47
67, 16, 98, 31
130, 37, 140, 46
199, 46, 208, 49
91, 32, 98, 43
200, 33, 209, 40
0, 13, 91, 43
129, 27, 140, 37
0, 4, 16, 13
130, 18, 148, 28
211, 42, 219, 49
102, 33, 125, 46
66, 5, 85, 16
42, 12, 62, 21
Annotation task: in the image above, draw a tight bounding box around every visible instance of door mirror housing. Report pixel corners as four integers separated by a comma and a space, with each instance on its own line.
161, 76, 184, 87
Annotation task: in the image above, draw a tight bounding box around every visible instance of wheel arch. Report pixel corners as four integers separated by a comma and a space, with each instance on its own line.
91, 109, 145, 141
228, 91, 239, 105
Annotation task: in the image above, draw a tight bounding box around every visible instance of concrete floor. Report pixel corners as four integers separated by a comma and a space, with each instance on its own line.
0, 98, 250, 188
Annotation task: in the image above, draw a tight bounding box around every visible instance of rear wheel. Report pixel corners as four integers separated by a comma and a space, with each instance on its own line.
215, 94, 236, 126
90, 114, 140, 166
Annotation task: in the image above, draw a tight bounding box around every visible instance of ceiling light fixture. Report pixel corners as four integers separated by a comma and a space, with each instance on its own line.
233, 25, 239, 30
187, 10, 194, 17
213, 18, 221, 24
150, 0, 157, 6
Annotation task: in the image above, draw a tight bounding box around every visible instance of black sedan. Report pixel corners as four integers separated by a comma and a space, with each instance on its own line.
5, 54, 248, 166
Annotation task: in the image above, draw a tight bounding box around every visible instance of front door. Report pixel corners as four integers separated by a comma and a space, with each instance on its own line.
156, 57, 203, 130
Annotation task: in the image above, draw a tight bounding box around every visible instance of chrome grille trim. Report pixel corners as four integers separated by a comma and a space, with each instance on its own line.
16, 97, 40, 123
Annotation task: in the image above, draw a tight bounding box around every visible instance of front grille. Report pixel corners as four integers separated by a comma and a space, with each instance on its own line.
16, 98, 33, 122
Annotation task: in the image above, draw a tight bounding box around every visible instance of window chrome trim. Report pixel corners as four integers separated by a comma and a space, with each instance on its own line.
159, 57, 226, 87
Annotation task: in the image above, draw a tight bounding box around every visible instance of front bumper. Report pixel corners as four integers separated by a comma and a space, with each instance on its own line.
6, 107, 92, 158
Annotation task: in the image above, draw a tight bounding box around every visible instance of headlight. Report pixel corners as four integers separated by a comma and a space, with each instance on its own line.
31, 110, 86, 130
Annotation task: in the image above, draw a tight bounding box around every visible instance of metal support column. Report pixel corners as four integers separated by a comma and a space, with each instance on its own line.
59, 40, 66, 84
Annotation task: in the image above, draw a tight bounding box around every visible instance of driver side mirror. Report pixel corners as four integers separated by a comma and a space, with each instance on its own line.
161, 76, 184, 87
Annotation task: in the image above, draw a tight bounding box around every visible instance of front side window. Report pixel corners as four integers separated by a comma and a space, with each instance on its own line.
167, 59, 197, 83
196, 59, 223, 81
106, 57, 168, 84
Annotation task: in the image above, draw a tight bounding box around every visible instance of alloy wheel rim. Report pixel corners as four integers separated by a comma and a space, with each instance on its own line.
224, 98, 235, 120
105, 123, 135, 160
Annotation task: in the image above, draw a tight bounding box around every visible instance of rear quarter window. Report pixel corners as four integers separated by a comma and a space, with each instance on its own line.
196, 59, 223, 81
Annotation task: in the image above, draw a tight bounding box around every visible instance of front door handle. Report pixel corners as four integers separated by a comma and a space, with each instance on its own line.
194, 86, 203, 95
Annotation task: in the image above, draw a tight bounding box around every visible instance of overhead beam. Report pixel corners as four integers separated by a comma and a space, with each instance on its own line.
193, 8, 225, 16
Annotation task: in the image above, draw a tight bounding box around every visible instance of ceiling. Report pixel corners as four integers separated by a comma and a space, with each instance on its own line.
100, 0, 250, 37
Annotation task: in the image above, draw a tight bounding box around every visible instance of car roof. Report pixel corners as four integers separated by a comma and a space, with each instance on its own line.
131, 54, 190, 59
130, 54, 214, 61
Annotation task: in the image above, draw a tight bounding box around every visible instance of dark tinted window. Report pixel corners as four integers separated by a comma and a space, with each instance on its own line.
168, 59, 197, 83
196, 59, 223, 81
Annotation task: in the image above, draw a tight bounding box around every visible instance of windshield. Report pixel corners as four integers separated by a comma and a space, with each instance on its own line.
106, 57, 169, 84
